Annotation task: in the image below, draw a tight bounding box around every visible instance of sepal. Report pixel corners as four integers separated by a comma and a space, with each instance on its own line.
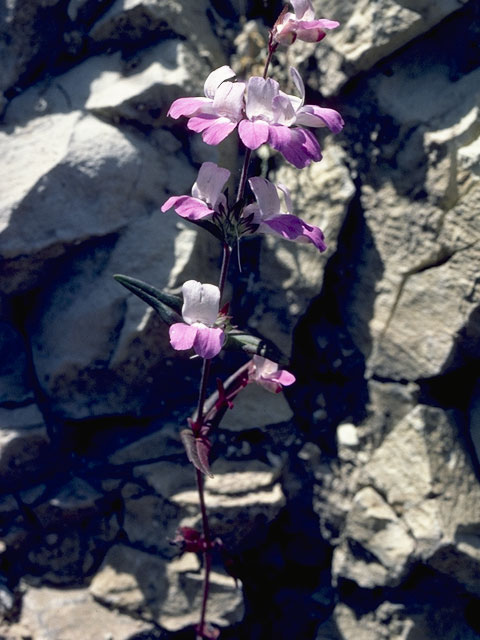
184, 216, 226, 242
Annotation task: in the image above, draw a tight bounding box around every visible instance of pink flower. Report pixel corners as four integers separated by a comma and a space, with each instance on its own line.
238, 67, 343, 168
272, 1, 339, 45
168, 66, 245, 145
169, 280, 225, 359
161, 162, 230, 220
245, 177, 327, 251
248, 355, 296, 393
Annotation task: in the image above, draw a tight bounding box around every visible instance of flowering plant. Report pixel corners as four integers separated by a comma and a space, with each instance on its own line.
115, 3, 343, 637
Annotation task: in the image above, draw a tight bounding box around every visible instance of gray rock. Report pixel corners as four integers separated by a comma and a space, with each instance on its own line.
90, 544, 243, 631
19, 583, 151, 640
219, 382, 293, 432
364, 405, 480, 592
310, 0, 470, 95
248, 144, 355, 354
0, 311, 34, 406
32, 477, 103, 528
122, 483, 184, 558
0, 404, 50, 491
172, 458, 286, 548
89, 0, 227, 70
332, 486, 415, 588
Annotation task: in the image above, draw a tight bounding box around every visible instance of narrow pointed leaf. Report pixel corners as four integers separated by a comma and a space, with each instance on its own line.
114, 274, 182, 325
224, 330, 287, 365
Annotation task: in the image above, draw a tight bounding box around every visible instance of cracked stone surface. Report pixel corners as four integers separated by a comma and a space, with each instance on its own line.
1, 1, 480, 639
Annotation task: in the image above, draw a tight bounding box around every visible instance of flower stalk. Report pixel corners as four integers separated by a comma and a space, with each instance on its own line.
116, 2, 343, 635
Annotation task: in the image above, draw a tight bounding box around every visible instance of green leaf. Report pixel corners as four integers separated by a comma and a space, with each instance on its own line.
113, 274, 182, 325
224, 330, 288, 365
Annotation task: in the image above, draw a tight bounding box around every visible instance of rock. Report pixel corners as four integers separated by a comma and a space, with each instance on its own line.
336, 422, 359, 448
0, 583, 15, 617
19, 583, 151, 640
108, 423, 185, 466
172, 458, 286, 548
0, 404, 50, 492
363, 405, 480, 592
90, 544, 243, 631
4, 40, 209, 131
89, 544, 169, 618
308, 0, 471, 95
122, 483, 184, 558
244, 144, 355, 355
317, 596, 480, 640
132, 460, 197, 499
0, 312, 34, 406
89, 0, 227, 68
469, 381, 480, 464
0, 109, 194, 294
360, 173, 480, 381
32, 477, 103, 528
219, 382, 294, 432
332, 486, 415, 588
26, 207, 201, 419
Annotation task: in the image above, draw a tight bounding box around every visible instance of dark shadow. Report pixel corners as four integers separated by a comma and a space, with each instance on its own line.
290, 182, 383, 454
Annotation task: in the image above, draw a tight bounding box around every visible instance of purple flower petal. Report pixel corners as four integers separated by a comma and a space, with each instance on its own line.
191, 162, 230, 208
161, 195, 214, 220
193, 326, 225, 359
187, 115, 238, 145
245, 77, 279, 121
169, 323, 198, 351
248, 355, 296, 393
168, 97, 211, 119
248, 177, 281, 217
212, 81, 246, 121
263, 214, 327, 251
268, 125, 322, 168
290, 0, 315, 20
271, 94, 297, 125
295, 105, 344, 133
238, 119, 270, 150
296, 19, 339, 42
269, 369, 296, 386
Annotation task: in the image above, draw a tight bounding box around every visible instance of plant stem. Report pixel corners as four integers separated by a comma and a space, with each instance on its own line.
193, 240, 233, 637
193, 243, 231, 425
194, 358, 211, 428
235, 147, 252, 204
218, 242, 232, 301
195, 467, 212, 640
236, 39, 276, 206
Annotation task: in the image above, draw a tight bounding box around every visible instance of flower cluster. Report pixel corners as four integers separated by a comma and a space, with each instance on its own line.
162, 0, 343, 367
168, 65, 343, 170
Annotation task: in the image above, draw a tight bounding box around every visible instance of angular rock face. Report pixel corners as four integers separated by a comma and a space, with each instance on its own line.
1, 1, 480, 639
